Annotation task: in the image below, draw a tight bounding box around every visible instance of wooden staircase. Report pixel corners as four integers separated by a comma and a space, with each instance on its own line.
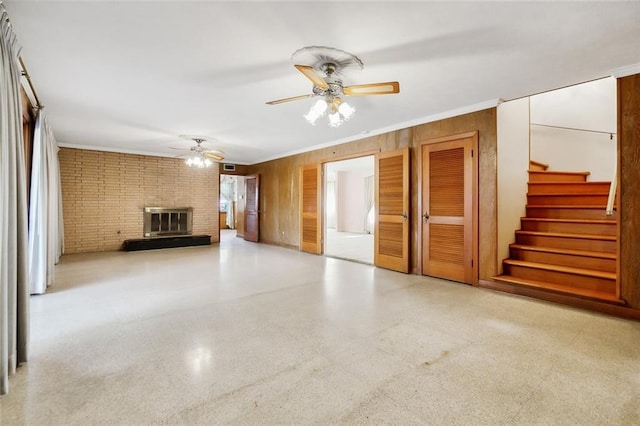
494, 161, 620, 303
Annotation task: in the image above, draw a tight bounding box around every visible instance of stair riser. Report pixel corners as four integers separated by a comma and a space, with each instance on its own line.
528, 182, 612, 195
527, 194, 609, 206
516, 234, 617, 253
528, 172, 588, 182
526, 207, 617, 220
520, 221, 617, 236
503, 264, 616, 293
492, 275, 621, 303
509, 248, 616, 273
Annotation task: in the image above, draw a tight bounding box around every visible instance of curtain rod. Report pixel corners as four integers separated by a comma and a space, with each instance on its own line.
1, 3, 42, 110
18, 56, 43, 110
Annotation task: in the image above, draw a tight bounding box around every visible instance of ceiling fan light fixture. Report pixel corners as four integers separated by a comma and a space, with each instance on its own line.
175, 136, 222, 168
338, 100, 356, 121
304, 96, 355, 128
185, 154, 213, 168
328, 110, 341, 127
327, 97, 356, 127
304, 98, 328, 125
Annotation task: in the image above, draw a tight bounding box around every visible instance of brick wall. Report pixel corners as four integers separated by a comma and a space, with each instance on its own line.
59, 147, 220, 253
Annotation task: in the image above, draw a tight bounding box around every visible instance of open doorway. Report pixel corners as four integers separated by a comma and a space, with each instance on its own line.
324, 156, 374, 264
220, 174, 239, 240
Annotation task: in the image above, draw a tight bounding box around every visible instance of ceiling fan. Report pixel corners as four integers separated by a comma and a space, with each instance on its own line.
266, 46, 400, 127
170, 136, 224, 168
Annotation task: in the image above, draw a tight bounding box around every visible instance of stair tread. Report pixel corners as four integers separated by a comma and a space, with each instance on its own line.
493, 275, 622, 303
528, 181, 611, 185
527, 204, 613, 210
527, 192, 609, 196
509, 244, 617, 259
528, 170, 590, 175
515, 230, 617, 241
521, 217, 616, 224
503, 259, 616, 279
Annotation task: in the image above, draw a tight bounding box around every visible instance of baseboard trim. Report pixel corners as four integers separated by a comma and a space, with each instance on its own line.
259, 240, 299, 251
479, 279, 640, 321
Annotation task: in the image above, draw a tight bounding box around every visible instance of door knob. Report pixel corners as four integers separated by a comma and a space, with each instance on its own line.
423, 212, 430, 221
402, 212, 408, 220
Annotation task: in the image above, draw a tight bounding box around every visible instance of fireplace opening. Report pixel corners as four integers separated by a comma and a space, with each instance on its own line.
143, 207, 192, 238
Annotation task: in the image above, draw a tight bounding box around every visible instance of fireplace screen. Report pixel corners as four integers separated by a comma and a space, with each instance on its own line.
143, 207, 192, 238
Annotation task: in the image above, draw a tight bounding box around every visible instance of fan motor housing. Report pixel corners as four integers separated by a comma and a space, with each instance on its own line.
313, 77, 344, 97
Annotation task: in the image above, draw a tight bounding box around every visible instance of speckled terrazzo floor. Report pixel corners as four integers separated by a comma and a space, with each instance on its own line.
1, 231, 639, 425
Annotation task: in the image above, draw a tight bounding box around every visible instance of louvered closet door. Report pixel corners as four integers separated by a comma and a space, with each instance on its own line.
421, 133, 477, 284
300, 164, 322, 254
375, 148, 410, 273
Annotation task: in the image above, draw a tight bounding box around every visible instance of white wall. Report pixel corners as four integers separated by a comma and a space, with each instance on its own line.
326, 178, 337, 229
336, 170, 367, 233
497, 97, 530, 273
530, 77, 616, 181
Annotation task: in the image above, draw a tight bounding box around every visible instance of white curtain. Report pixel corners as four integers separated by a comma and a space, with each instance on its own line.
363, 175, 374, 233
326, 180, 336, 229
225, 201, 234, 229
0, 5, 30, 395
28, 111, 63, 295
220, 176, 236, 229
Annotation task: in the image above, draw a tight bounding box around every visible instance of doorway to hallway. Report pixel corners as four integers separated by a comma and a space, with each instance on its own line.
220, 174, 239, 238
323, 156, 374, 264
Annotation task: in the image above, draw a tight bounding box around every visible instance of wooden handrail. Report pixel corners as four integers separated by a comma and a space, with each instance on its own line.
606, 162, 617, 216
531, 123, 615, 139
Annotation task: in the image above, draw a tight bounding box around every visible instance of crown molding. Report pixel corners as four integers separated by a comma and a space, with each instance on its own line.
610, 63, 640, 78
253, 98, 502, 165
57, 142, 251, 165
57, 142, 180, 159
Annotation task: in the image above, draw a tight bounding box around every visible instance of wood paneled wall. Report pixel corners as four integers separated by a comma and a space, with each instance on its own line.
248, 127, 410, 249
618, 73, 640, 309
59, 148, 220, 253
247, 108, 498, 280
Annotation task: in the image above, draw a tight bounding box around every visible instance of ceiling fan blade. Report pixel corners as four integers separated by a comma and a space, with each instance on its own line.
266, 94, 315, 105
169, 146, 188, 151
203, 151, 224, 161
294, 65, 329, 89
343, 81, 400, 96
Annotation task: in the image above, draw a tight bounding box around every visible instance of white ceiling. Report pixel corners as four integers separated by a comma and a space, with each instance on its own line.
5, 1, 640, 165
